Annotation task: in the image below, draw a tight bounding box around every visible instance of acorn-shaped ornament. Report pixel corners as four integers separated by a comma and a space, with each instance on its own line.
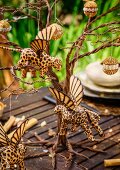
0, 20, 12, 33
83, 0, 98, 18
102, 57, 119, 75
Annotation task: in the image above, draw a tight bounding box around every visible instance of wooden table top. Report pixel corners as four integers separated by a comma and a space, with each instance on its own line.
1, 88, 120, 170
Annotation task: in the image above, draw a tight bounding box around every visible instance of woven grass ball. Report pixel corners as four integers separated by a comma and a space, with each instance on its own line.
102, 57, 119, 75
83, 0, 98, 18
0, 20, 12, 33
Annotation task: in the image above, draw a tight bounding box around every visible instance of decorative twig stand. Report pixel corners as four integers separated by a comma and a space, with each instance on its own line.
0, 0, 120, 169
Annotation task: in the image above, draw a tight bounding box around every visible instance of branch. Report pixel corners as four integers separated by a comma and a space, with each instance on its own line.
88, 21, 120, 33
76, 42, 120, 61
0, 66, 55, 85
43, 0, 52, 26
12, 10, 37, 21
0, 41, 21, 49
89, 5, 120, 25
64, 18, 91, 93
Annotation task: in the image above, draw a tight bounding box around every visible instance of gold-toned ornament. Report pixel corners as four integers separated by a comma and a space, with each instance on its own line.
102, 57, 119, 75
37, 23, 63, 40
50, 23, 63, 40
83, 0, 98, 18
0, 20, 12, 33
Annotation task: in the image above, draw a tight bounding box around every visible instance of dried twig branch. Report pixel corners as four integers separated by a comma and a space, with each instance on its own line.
88, 21, 120, 33
0, 41, 21, 49
43, 0, 52, 26
90, 5, 120, 25
76, 42, 120, 61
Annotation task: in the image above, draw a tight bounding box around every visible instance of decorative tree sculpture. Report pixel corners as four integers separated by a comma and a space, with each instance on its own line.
0, 0, 120, 169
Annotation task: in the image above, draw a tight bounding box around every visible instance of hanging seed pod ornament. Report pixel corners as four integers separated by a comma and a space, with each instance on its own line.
0, 20, 12, 33
50, 23, 63, 40
37, 23, 63, 40
83, 0, 98, 18
102, 57, 119, 75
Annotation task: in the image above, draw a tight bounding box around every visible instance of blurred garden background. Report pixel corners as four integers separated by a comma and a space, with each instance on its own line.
0, 0, 120, 89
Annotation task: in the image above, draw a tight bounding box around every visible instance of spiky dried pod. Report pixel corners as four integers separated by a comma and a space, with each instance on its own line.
83, 1, 98, 18
102, 57, 119, 75
0, 20, 12, 33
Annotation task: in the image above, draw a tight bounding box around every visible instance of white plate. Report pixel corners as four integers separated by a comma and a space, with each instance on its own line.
77, 72, 120, 94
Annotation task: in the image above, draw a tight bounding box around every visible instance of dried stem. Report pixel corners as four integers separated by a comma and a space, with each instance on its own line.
88, 21, 120, 33
90, 5, 120, 25
44, 0, 52, 26
64, 18, 91, 93
76, 41, 120, 61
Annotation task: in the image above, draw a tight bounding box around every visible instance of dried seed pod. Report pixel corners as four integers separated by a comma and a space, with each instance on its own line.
102, 57, 119, 75
83, 0, 98, 18
0, 20, 12, 33
37, 23, 63, 40
50, 23, 63, 40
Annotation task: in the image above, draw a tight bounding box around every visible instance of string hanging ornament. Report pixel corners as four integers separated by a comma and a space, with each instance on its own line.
0, 20, 12, 33
101, 57, 119, 75
83, 0, 98, 18
101, 30, 120, 75
37, 23, 63, 41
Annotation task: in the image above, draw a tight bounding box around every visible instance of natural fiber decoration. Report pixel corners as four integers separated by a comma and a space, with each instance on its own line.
49, 75, 103, 140
83, 0, 98, 18
37, 23, 63, 41
50, 23, 63, 40
0, 120, 28, 170
0, 39, 62, 78
0, 20, 12, 33
102, 57, 119, 75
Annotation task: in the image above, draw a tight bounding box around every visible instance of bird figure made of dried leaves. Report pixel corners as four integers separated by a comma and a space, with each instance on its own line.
49, 75, 104, 141
0, 26, 62, 78
0, 120, 28, 170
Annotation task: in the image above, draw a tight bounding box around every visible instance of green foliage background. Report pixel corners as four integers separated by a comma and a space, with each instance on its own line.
1, 0, 120, 88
